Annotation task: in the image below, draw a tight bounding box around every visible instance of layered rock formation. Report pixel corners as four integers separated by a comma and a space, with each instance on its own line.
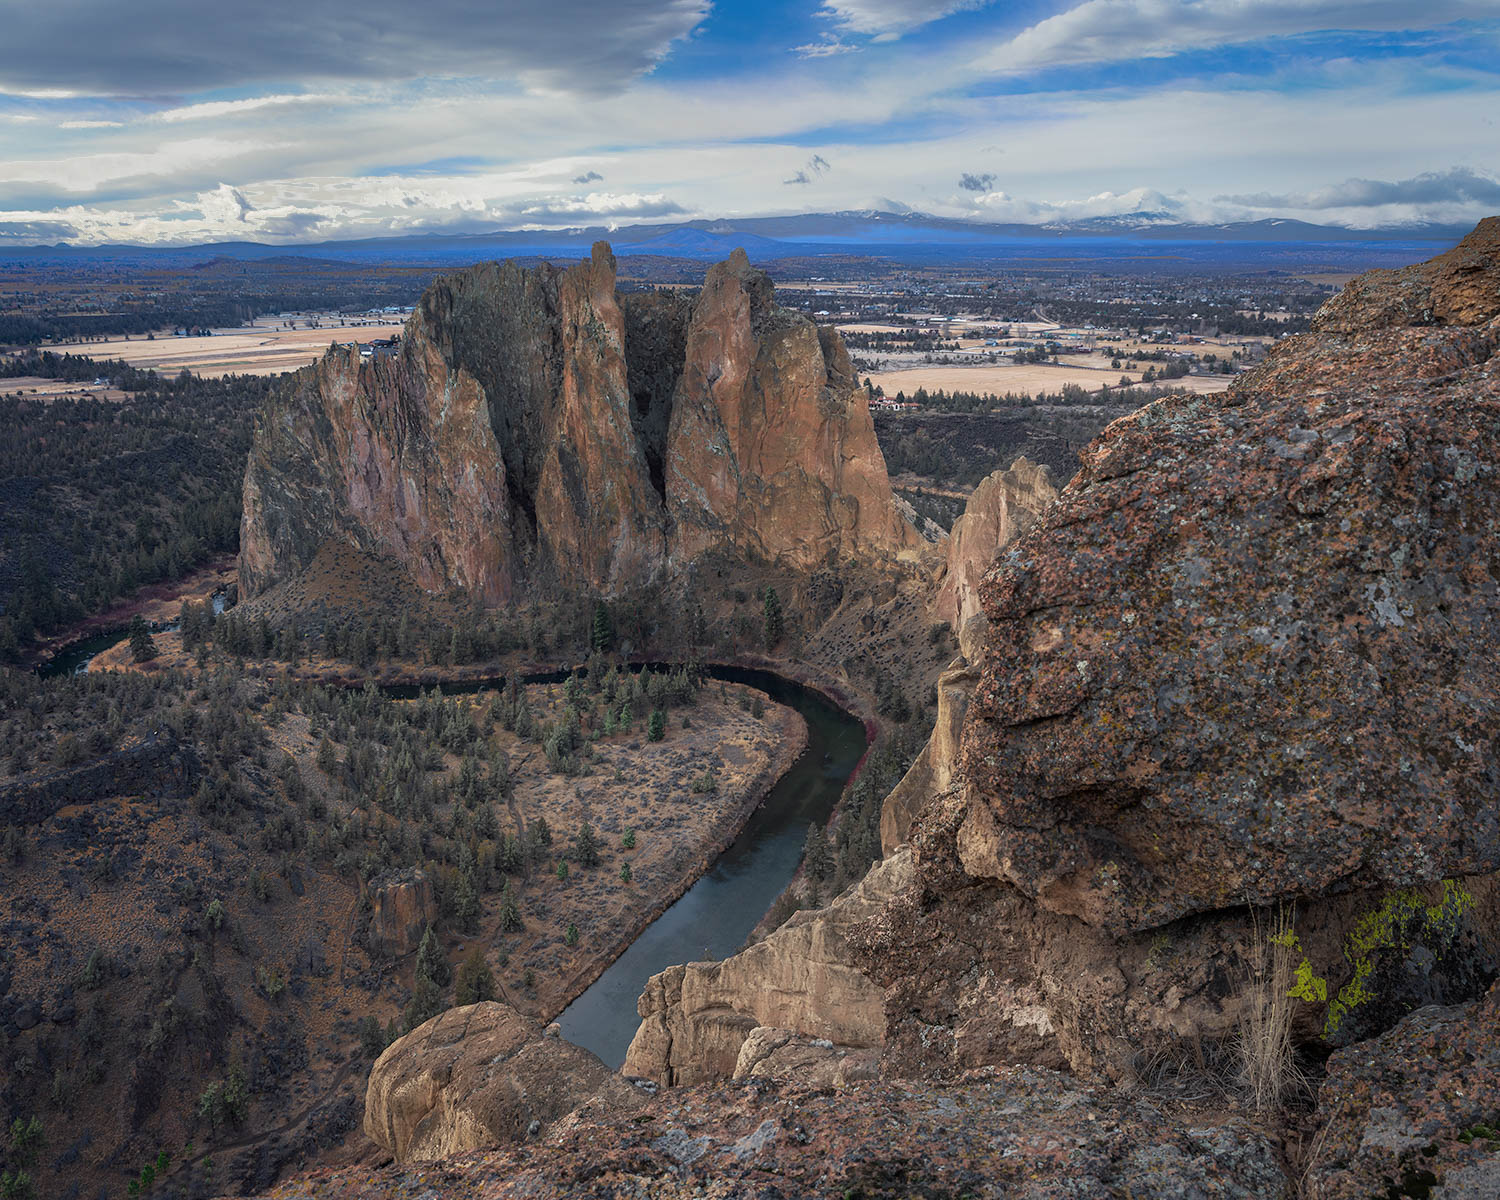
240, 245, 915, 603
365, 1002, 643, 1162
932, 455, 1056, 635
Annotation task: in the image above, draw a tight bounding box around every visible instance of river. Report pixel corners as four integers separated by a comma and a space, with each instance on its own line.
39, 630, 866, 1071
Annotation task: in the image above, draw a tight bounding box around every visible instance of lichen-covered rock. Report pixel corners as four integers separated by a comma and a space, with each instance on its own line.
623, 848, 910, 1086
959, 229, 1500, 934
364, 868, 435, 958
666, 248, 921, 570
266, 1068, 1289, 1198
933, 455, 1055, 632
1306, 982, 1500, 1200
363, 1002, 642, 1162
1312, 215, 1500, 332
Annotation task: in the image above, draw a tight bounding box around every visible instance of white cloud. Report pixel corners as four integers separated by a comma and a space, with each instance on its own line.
0, 0, 709, 97
156, 94, 336, 123
819, 0, 993, 40
976, 0, 1498, 74
793, 34, 861, 58
194, 183, 255, 224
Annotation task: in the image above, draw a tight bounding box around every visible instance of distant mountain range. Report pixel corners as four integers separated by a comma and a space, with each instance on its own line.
0, 210, 1472, 267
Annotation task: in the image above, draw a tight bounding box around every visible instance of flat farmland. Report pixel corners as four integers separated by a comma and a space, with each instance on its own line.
0, 375, 131, 402
53, 318, 407, 378
870, 362, 1235, 397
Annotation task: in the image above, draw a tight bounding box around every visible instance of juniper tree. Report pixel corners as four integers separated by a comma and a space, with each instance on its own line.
415, 923, 450, 988
128, 615, 156, 663
454, 947, 496, 1006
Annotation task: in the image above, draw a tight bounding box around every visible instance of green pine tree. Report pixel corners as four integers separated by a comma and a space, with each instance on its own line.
415, 923, 450, 988
572, 821, 599, 868
647, 709, 666, 742
497, 879, 523, 932
454, 947, 496, 1006
591, 601, 614, 654
762, 587, 784, 648
128, 615, 156, 663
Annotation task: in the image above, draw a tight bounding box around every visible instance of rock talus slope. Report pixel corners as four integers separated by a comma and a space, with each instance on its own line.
240, 245, 915, 603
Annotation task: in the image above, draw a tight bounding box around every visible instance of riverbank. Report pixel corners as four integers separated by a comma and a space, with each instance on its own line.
532, 698, 809, 1025
22, 555, 236, 673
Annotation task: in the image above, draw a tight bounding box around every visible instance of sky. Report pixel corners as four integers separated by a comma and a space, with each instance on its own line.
0, 0, 1498, 245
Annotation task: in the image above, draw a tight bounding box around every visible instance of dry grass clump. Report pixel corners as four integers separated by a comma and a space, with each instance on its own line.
1237, 906, 1307, 1113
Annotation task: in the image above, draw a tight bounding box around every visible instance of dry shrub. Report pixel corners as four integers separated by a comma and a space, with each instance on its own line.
1237, 906, 1306, 1113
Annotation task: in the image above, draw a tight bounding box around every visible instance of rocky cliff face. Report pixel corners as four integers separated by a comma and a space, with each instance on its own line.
365, 868, 436, 959
956, 218, 1500, 935
855, 218, 1500, 1085
666, 249, 920, 569
629, 219, 1500, 1091
240, 245, 915, 603
932, 455, 1056, 635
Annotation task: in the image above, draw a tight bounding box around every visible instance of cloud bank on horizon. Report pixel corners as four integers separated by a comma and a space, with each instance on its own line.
0, 0, 1496, 245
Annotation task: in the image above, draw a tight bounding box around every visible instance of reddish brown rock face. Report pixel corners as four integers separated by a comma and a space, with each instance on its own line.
666, 249, 920, 570
241, 244, 914, 602
239, 334, 514, 604
957, 227, 1500, 935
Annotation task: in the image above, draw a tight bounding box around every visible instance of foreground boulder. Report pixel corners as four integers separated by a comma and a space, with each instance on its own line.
273, 1069, 1289, 1198
1307, 982, 1500, 1200
364, 1002, 642, 1162
959, 217, 1500, 934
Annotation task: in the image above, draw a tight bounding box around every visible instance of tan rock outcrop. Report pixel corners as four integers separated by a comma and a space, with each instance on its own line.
732, 1027, 880, 1087
365, 869, 436, 958
878, 655, 977, 854
665, 249, 921, 570
364, 1002, 642, 1162
623, 847, 911, 1086
932, 456, 1055, 633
